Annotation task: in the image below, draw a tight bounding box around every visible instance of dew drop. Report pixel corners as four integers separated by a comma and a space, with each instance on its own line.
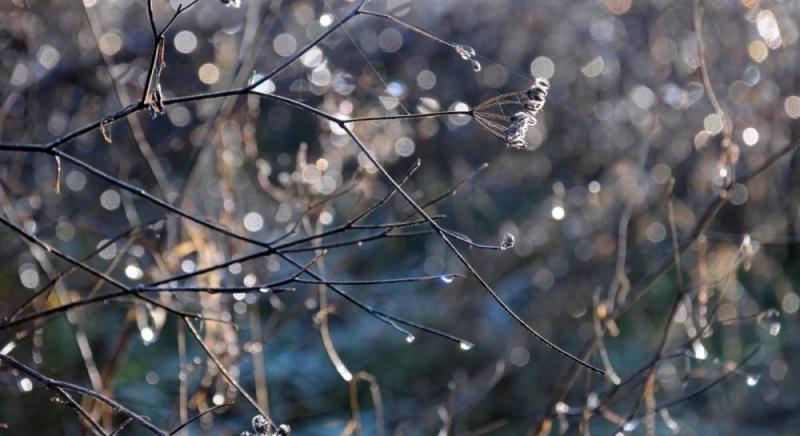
453, 44, 481, 73
259, 287, 271, 293
554, 401, 569, 414
248, 72, 275, 94
453, 44, 476, 60
439, 274, 457, 284
746, 373, 761, 387
500, 233, 515, 250
470, 59, 482, 72
405, 334, 416, 344
459, 341, 474, 351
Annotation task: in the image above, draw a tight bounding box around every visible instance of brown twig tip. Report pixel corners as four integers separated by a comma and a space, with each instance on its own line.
143, 37, 166, 117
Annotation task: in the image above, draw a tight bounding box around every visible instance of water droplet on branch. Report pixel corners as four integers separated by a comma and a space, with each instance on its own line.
454, 44, 476, 60
453, 44, 481, 73
439, 274, 457, 284
500, 233, 515, 250
746, 374, 761, 386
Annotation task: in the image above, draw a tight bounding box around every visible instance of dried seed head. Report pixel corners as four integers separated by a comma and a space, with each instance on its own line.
522, 102, 541, 119
525, 77, 550, 117
473, 82, 548, 146
505, 112, 531, 150
527, 77, 550, 100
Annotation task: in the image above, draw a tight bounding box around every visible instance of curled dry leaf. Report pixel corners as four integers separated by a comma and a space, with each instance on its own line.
100, 117, 113, 143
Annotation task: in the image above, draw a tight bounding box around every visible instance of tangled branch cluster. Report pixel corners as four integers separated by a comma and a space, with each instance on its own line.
0, 0, 797, 434
0, 1, 591, 433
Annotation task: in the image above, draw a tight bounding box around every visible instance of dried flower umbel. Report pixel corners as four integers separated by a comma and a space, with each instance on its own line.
525, 77, 550, 117
505, 112, 532, 150
473, 77, 551, 149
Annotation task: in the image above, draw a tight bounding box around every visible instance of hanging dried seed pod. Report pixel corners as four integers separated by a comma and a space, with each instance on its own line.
505, 112, 533, 150
525, 77, 550, 117
526, 77, 550, 101
473, 79, 549, 147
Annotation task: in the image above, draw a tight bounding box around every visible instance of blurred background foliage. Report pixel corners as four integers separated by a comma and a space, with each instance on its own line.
1, 0, 799, 434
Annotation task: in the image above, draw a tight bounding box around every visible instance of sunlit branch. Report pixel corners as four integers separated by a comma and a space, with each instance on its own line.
341, 125, 606, 375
